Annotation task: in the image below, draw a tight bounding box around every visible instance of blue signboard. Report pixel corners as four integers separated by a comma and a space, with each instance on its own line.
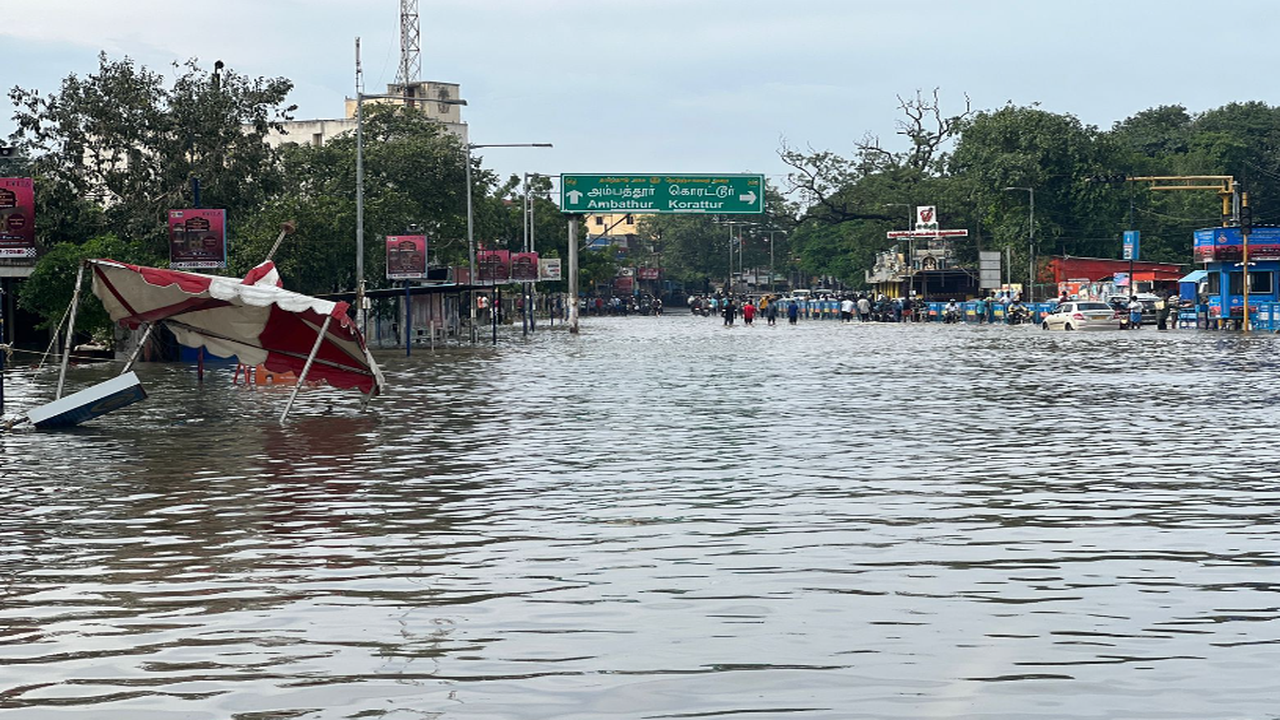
1194, 226, 1280, 261
1123, 230, 1140, 261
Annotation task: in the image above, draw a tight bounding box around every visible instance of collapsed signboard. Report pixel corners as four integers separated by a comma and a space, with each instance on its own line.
386, 235, 428, 279
169, 209, 227, 269
0, 177, 36, 258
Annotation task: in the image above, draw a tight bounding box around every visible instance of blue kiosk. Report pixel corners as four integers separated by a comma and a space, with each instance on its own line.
1193, 225, 1280, 326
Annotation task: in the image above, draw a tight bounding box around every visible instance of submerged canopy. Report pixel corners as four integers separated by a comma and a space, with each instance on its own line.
89, 259, 385, 395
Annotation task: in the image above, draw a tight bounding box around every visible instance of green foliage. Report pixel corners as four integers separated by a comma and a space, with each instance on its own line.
17, 234, 150, 338
9, 54, 295, 257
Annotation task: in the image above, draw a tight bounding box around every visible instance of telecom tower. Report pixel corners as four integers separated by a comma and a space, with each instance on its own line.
397, 0, 421, 88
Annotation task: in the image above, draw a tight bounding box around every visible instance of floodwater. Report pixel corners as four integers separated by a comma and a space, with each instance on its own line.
2, 315, 1279, 720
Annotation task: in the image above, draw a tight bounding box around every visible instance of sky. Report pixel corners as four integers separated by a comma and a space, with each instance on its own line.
4, 0, 1280, 200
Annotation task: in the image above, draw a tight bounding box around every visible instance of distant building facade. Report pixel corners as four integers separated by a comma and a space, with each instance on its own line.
264, 80, 468, 149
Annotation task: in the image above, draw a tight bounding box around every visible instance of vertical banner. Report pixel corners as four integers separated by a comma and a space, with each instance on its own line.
477, 250, 511, 284
0, 178, 36, 258
510, 252, 539, 281
168, 209, 227, 269
386, 235, 428, 279
1123, 230, 1140, 261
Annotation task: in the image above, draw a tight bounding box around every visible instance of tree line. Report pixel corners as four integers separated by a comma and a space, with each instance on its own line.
8, 56, 1280, 338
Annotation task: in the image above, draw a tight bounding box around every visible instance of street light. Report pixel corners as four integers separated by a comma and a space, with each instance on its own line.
1002, 186, 1035, 303
760, 230, 787, 295
356, 90, 467, 334
465, 142, 552, 344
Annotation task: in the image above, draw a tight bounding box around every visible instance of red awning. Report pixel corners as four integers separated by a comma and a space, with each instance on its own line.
89, 259, 385, 395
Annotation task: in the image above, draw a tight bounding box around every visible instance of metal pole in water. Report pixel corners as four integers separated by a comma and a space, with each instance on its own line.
55, 262, 87, 400
280, 314, 334, 423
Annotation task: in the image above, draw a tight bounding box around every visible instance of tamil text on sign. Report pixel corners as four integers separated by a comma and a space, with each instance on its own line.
560, 174, 764, 214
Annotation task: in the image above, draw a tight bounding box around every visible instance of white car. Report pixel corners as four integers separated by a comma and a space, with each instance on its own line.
1042, 301, 1122, 331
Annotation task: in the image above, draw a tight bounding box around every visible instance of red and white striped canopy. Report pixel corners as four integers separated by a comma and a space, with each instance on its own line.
90, 259, 385, 395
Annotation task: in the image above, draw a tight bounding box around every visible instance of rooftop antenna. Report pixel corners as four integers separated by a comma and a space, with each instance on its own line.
397, 0, 421, 88
355, 37, 363, 94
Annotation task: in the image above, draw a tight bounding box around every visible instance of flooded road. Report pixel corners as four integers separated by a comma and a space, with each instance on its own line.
2, 316, 1279, 719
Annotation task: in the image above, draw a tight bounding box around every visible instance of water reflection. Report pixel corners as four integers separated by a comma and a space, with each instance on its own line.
2, 317, 1280, 718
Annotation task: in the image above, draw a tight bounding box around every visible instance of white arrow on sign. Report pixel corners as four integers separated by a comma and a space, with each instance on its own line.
566, 190, 583, 204
739, 190, 757, 204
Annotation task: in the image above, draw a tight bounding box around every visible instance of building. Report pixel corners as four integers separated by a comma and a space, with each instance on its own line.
1043, 256, 1183, 298
1193, 225, 1280, 322
866, 237, 977, 299
264, 80, 468, 150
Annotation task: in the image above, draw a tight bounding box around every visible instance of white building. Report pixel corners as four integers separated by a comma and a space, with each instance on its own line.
264, 80, 468, 149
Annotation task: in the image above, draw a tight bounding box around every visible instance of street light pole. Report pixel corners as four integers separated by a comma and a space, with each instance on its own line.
464, 143, 552, 344
355, 85, 466, 335
1002, 187, 1035, 303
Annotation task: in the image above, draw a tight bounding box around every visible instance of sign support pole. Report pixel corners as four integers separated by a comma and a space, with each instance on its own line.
569, 216, 580, 334
405, 280, 412, 356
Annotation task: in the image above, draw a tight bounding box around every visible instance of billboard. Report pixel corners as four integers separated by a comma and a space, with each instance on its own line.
477, 250, 511, 283
539, 258, 562, 281
168, 209, 227, 269
386, 235, 428, 279
510, 252, 539, 281
1194, 227, 1280, 262
0, 177, 36, 258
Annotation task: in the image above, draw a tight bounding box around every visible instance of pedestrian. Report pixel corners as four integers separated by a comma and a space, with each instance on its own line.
840, 296, 855, 323
857, 295, 871, 322
787, 299, 799, 325
1155, 293, 1170, 330
722, 296, 736, 326
974, 296, 987, 324
766, 298, 779, 325
742, 299, 757, 325
1128, 295, 1143, 330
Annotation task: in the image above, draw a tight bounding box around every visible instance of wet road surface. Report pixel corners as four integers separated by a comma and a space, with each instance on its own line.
2, 316, 1279, 719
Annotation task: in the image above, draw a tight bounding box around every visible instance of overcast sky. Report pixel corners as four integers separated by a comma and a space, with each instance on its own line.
4, 0, 1280, 196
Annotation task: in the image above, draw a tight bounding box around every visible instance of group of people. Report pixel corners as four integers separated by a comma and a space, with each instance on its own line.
689, 294, 802, 326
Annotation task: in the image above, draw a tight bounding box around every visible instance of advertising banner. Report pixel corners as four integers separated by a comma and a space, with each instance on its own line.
0, 177, 36, 258
510, 252, 539, 281
477, 250, 511, 283
1194, 227, 1280, 261
614, 276, 634, 291
539, 257, 562, 281
386, 235, 428, 279
637, 267, 660, 280
168, 209, 227, 269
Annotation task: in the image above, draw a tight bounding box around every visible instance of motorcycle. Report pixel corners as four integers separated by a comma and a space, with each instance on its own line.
1006, 304, 1031, 325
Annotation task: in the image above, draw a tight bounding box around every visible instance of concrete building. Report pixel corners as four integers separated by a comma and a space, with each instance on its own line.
264, 80, 468, 149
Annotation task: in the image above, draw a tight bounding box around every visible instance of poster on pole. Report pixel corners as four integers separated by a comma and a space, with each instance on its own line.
539, 257, 562, 281
0, 177, 36, 258
386, 235, 428, 279
477, 250, 511, 284
915, 205, 938, 230
510, 252, 539, 281
168, 209, 227, 269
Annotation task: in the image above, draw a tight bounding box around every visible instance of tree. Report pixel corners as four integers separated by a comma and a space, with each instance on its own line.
237, 104, 470, 295
8, 54, 295, 257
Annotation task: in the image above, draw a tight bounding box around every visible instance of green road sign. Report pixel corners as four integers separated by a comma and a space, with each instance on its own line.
560, 174, 765, 214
